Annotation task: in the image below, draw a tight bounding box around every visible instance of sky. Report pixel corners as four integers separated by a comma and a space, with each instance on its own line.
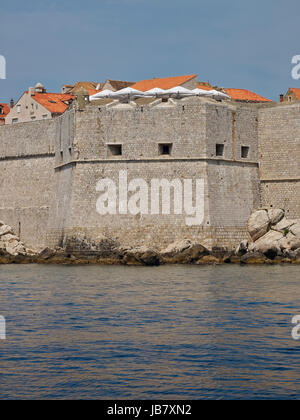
1, 0, 300, 102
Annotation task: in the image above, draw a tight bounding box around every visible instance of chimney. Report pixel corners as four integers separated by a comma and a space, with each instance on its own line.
280, 94, 284, 103
10, 99, 14, 109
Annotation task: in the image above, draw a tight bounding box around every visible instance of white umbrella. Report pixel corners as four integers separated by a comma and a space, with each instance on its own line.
90, 89, 114, 100
111, 87, 144, 98
192, 88, 213, 96
164, 86, 195, 96
143, 87, 168, 97
209, 89, 230, 98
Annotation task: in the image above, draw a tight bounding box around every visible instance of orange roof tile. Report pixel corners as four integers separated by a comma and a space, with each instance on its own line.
288, 88, 300, 100
131, 74, 197, 92
197, 83, 213, 91
0, 103, 10, 118
28, 92, 74, 114
225, 88, 272, 102
87, 89, 101, 96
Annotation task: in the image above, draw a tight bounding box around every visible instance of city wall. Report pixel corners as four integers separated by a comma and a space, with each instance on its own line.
259, 103, 300, 219
46, 98, 260, 250
0, 96, 298, 252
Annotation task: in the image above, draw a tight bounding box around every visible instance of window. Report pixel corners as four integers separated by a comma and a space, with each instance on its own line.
42, 115, 48, 119
159, 143, 173, 155
216, 144, 224, 157
31, 116, 36, 121
107, 144, 122, 156
162, 98, 168, 103
241, 146, 250, 159
17, 104, 21, 113
12, 118, 18, 124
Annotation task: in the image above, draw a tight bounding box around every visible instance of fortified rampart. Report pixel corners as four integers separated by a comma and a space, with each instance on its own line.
259, 103, 300, 219
0, 96, 298, 252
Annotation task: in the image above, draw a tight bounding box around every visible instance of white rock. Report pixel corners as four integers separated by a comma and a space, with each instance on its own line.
268, 209, 285, 225
0, 225, 13, 237
248, 243, 256, 253
254, 230, 283, 254
247, 210, 270, 241
273, 218, 296, 233
290, 223, 300, 237
278, 233, 300, 250
1, 234, 19, 244
161, 239, 192, 254
236, 240, 248, 255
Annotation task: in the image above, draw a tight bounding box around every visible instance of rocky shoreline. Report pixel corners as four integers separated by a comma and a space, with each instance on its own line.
1, 209, 300, 266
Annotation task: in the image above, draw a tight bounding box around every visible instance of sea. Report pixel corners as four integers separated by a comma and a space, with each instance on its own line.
0, 264, 299, 400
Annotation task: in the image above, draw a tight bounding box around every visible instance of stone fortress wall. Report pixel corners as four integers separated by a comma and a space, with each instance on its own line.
0, 96, 298, 251
259, 103, 300, 219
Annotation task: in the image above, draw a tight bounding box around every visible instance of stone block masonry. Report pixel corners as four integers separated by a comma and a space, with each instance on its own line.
0, 96, 298, 253
259, 103, 300, 219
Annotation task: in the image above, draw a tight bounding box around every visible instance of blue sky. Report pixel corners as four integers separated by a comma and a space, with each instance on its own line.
1, 0, 300, 102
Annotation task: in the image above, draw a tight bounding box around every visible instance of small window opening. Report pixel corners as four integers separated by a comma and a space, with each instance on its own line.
108, 144, 122, 156
159, 143, 173, 155
162, 98, 168, 103
216, 144, 224, 157
241, 146, 250, 159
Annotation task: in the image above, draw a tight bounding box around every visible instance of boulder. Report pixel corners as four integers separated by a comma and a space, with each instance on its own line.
253, 230, 283, 259
1, 233, 19, 243
272, 218, 296, 233
290, 222, 300, 237
197, 255, 220, 265
0, 224, 14, 237
0, 223, 36, 261
290, 248, 300, 259
268, 208, 285, 225
278, 233, 300, 251
236, 240, 249, 256
162, 239, 193, 255
123, 246, 160, 266
160, 239, 209, 264
248, 242, 256, 253
254, 229, 283, 248
6, 243, 26, 257
247, 210, 270, 241
241, 252, 267, 264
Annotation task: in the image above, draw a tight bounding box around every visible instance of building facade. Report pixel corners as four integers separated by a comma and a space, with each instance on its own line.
5, 83, 74, 124
0, 103, 10, 125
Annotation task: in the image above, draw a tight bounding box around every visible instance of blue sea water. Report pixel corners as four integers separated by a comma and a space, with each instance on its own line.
0, 264, 299, 400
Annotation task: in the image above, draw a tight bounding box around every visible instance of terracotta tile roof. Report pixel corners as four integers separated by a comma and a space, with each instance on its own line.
69, 81, 99, 94
288, 88, 300, 100
28, 92, 74, 114
104, 80, 135, 91
225, 88, 272, 102
0, 103, 10, 118
87, 89, 101, 96
197, 83, 213, 91
131, 74, 197, 92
